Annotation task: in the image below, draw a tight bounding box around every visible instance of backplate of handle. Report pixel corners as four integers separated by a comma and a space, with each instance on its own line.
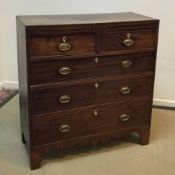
59, 66, 72, 75
59, 95, 71, 104
58, 36, 71, 51
123, 33, 135, 47
120, 86, 131, 95
119, 114, 130, 122
59, 124, 71, 133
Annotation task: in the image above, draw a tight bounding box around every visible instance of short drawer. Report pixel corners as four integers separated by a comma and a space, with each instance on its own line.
28, 34, 95, 57
31, 74, 154, 115
32, 99, 152, 145
29, 52, 155, 85
97, 30, 157, 53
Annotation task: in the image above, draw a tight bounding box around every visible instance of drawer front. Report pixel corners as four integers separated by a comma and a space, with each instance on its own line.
31, 74, 154, 115
97, 30, 157, 53
32, 99, 152, 145
29, 52, 155, 85
28, 34, 95, 57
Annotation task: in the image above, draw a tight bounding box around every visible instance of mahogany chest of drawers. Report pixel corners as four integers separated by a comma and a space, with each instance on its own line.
16, 12, 159, 170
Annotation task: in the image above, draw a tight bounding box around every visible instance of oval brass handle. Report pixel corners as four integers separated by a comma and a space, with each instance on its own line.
59, 95, 71, 104
59, 124, 71, 133
121, 60, 133, 68
120, 114, 130, 122
123, 33, 135, 47
59, 66, 71, 75
58, 36, 71, 51
120, 86, 131, 95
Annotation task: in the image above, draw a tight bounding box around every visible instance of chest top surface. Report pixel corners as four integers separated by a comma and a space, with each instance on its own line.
17, 12, 158, 26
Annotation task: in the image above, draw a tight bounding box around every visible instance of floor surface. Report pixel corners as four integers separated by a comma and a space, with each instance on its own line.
0, 95, 175, 174
0, 89, 18, 107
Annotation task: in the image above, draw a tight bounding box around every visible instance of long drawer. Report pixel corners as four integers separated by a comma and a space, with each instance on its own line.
32, 99, 152, 145
29, 52, 155, 85
31, 74, 154, 115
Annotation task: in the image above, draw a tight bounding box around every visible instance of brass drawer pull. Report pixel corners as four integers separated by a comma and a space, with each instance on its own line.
59, 95, 71, 104
58, 36, 71, 51
120, 86, 131, 95
59, 66, 72, 75
59, 124, 71, 133
120, 114, 130, 122
121, 60, 133, 68
123, 33, 135, 47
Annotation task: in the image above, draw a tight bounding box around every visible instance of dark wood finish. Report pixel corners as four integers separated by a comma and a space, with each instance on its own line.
31, 74, 154, 115
17, 12, 157, 26
30, 148, 46, 170
29, 52, 155, 85
16, 13, 159, 170
32, 99, 151, 145
30, 125, 150, 169
97, 30, 157, 53
16, 18, 31, 149
28, 34, 95, 57
138, 126, 151, 145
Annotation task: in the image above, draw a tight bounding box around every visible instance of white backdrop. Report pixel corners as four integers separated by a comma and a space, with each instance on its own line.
0, 0, 175, 106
